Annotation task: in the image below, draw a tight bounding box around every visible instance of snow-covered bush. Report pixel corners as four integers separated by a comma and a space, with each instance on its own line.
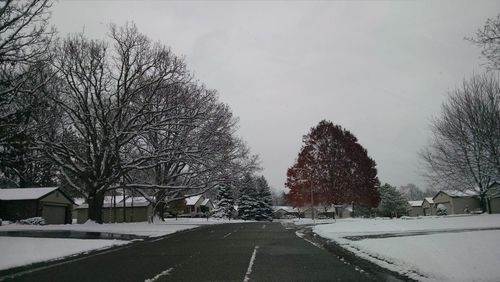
19, 217, 45, 225
436, 204, 448, 216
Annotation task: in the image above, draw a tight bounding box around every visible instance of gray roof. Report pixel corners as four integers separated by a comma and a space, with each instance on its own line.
0, 187, 59, 201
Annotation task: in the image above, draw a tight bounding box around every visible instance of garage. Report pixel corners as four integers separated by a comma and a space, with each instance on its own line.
0, 187, 74, 224
42, 205, 67, 224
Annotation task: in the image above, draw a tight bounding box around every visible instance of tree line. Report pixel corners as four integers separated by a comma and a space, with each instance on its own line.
0, 0, 260, 223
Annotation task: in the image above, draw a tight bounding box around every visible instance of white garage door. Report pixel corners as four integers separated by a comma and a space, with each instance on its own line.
42, 205, 66, 224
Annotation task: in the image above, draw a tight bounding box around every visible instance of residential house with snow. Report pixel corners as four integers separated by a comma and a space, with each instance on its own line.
303, 206, 320, 218
75, 196, 153, 224
0, 187, 74, 224
422, 197, 436, 216
408, 200, 424, 217
432, 190, 481, 215
184, 195, 214, 217
272, 206, 302, 218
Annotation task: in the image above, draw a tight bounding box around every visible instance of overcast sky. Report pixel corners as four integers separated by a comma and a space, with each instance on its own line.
50, 1, 500, 193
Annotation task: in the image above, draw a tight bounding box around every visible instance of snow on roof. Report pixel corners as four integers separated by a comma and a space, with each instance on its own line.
442, 189, 479, 197
0, 187, 58, 201
201, 198, 211, 206
424, 197, 434, 204
408, 200, 424, 207
272, 206, 300, 213
73, 197, 86, 206
120, 196, 149, 204
104, 195, 126, 204
75, 201, 151, 209
185, 195, 202, 206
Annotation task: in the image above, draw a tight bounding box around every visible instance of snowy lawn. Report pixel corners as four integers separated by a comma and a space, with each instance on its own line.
0, 218, 241, 237
0, 237, 128, 271
313, 214, 500, 282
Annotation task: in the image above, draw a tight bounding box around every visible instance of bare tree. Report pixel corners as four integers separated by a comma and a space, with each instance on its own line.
421, 73, 500, 212
468, 14, 500, 70
125, 81, 259, 219
42, 23, 188, 222
0, 0, 55, 186
42, 23, 258, 222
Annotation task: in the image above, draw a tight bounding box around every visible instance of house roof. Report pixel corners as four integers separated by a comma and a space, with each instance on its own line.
73, 197, 86, 206
75, 201, 151, 209
201, 198, 211, 206
408, 200, 424, 207
0, 187, 59, 201
439, 189, 479, 198
272, 206, 300, 213
424, 197, 434, 204
185, 195, 203, 206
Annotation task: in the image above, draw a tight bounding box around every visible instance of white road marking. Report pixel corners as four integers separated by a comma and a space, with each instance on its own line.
222, 232, 232, 239
243, 245, 259, 282
145, 267, 174, 282
261, 224, 266, 229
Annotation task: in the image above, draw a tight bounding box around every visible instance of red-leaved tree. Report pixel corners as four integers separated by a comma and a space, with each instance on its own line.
285, 120, 380, 209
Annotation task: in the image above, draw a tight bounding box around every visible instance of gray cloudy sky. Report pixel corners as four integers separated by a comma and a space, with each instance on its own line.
50, 1, 500, 192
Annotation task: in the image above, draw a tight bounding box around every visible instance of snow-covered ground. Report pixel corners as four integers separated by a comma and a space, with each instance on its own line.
0, 218, 241, 272
312, 214, 500, 282
0, 237, 128, 271
0, 218, 241, 237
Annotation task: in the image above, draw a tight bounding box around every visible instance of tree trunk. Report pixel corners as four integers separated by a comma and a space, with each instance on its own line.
88, 192, 105, 223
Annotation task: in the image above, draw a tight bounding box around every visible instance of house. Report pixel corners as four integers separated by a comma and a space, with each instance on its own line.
74, 197, 153, 224
0, 187, 74, 224
490, 195, 500, 213
408, 200, 424, 217
272, 206, 302, 218
184, 195, 214, 217
422, 197, 436, 216
303, 206, 320, 219
334, 205, 353, 218
432, 190, 481, 215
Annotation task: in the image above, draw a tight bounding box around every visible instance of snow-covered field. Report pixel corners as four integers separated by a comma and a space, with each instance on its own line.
0, 237, 128, 271
0, 218, 240, 237
312, 214, 500, 282
0, 218, 240, 272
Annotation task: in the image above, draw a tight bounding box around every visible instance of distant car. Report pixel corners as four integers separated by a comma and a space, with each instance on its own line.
316, 214, 328, 219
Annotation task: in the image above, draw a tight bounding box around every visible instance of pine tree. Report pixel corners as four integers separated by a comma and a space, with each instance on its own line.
378, 183, 408, 218
213, 184, 235, 219
238, 174, 259, 220
255, 176, 273, 221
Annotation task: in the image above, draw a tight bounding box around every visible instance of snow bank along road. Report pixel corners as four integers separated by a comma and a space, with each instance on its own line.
0, 222, 400, 281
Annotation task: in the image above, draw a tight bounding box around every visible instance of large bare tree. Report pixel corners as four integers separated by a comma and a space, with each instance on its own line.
42, 23, 188, 222
0, 0, 55, 186
42, 23, 257, 222
421, 73, 500, 212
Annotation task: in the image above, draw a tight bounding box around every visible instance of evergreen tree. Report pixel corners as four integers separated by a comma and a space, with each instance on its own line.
255, 176, 273, 221
378, 183, 408, 218
238, 174, 259, 220
213, 184, 235, 219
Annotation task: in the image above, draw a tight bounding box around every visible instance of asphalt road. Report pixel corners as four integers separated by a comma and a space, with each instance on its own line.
3, 222, 392, 282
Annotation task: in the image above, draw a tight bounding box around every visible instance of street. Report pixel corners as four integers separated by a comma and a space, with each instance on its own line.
2, 223, 398, 281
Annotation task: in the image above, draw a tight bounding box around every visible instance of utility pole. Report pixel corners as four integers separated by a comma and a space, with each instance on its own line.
310, 176, 314, 220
